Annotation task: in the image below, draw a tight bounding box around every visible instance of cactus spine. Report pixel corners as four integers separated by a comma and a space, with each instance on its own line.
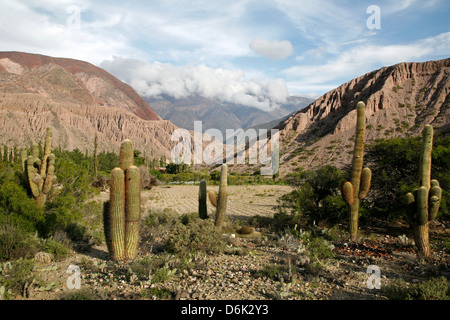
212, 164, 228, 228
404, 125, 442, 259
104, 139, 141, 261
339, 102, 372, 241
22, 127, 56, 207
199, 179, 208, 219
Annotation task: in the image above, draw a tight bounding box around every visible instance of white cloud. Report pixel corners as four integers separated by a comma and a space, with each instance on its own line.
0, 0, 136, 64
100, 56, 289, 111
283, 31, 450, 95
249, 38, 294, 60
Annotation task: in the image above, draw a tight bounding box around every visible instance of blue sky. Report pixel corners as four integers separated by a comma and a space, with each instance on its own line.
0, 0, 449, 109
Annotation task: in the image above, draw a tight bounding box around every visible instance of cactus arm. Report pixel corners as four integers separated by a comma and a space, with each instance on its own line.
42, 154, 55, 194
39, 127, 52, 177
124, 165, 141, 260
342, 181, 354, 206
199, 180, 208, 219
359, 167, 372, 199
120, 139, 134, 171
108, 167, 126, 261
26, 156, 40, 198
208, 190, 218, 207
416, 186, 429, 225
429, 184, 442, 221
214, 164, 228, 228
20, 146, 27, 173
418, 125, 433, 190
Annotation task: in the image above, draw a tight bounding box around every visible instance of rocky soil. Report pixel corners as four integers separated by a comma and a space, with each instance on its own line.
7, 185, 450, 302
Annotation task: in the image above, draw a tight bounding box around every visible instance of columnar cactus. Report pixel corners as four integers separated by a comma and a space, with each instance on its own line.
339, 102, 372, 241
404, 125, 442, 259
104, 139, 141, 261
22, 127, 56, 207
209, 164, 227, 228
198, 179, 208, 219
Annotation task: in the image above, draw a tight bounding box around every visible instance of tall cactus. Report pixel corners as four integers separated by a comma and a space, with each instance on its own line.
404, 125, 442, 259
210, 164, 228, 228
339, 102, 372, 241
22, 127, 56, 207
104, 139, 141, 261
198, 179, 208, 219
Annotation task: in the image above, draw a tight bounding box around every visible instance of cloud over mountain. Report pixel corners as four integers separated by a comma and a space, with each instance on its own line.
100, 56, 289, 111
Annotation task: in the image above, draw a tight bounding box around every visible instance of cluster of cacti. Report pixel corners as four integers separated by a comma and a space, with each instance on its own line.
339, 102, 372, 241
205, 164, 228, 228
404, 125, 442, 259
21, 127, 57, 207
103, 139, 141, 261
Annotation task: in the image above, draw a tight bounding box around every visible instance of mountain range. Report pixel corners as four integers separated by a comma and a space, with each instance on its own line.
0, 51, 448, 176
145, 94, 313, 135
0, 51, 176, 159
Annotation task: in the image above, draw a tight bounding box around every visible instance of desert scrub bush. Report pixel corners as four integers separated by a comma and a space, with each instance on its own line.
143, 208, 179, 228
165, 217, 226, 255
0, 217, 41, 261
43, 158, 98, 236
41, 237, 70, 261
130, 254, 179, 284
62, 287, 106, 300
0, 167, 45, 235
260, 263, 296, 282
0, 258, 37, 297
382, 277, 449, 300
291, 227, 335, 267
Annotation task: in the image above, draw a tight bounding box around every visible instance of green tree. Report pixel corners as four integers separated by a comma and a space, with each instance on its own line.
280, 165, 347, 225
365, 133, 449, 221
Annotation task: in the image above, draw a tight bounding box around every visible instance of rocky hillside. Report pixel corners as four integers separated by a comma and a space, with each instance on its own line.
275, 58, 450, 175
0, 51, 181, 158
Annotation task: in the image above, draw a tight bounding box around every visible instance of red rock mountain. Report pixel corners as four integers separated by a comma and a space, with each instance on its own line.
274, 58, 450, 174
0, 51, 183, 158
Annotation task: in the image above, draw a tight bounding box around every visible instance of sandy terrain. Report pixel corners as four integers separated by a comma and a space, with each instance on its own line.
143, 184, 294, 220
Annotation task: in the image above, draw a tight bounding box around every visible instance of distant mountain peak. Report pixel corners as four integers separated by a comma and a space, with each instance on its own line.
0, 51, 177, 157
0, 51, 161, 121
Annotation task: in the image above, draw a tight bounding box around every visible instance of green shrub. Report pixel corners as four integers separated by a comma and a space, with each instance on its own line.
0, 217, 41, 261
42, 238, 70, 261
165, 217, 225, 255
62, 288, 105, 300
130, 254, 179, 284
0, 169, 45, 235
44, 158, 97, 236
382, 277, 449, 300
0, 258, 36, 297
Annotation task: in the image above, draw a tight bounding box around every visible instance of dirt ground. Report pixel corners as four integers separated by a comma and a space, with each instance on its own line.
144, 184, 293, 219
